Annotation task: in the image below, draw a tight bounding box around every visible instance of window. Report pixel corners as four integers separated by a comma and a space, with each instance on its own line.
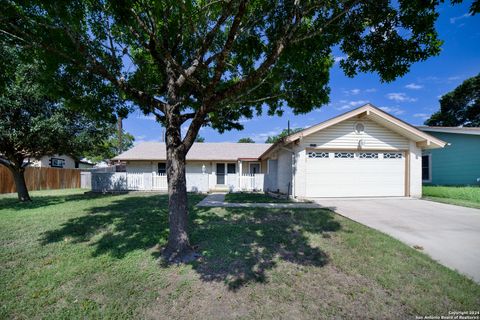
308, 151, 329, 158
354, 122, 365, 134
359, 152, 378, 159
334, 152, 354, 159
422, 155, 431, 182
227, 163, 236, 174
384, 152, 403, 159
50, 158, 65, 168
158, 162, 166, 175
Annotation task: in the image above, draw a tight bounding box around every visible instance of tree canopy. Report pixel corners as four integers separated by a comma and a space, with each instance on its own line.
425, 74, 480, 127
195, 135, 205, 143
82, 128, 135, 162
238, 137, 255, 143
0, 45, 112, 200
265, 128, 303, 144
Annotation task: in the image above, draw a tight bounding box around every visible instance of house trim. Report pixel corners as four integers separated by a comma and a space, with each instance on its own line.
260, 104, 446, 160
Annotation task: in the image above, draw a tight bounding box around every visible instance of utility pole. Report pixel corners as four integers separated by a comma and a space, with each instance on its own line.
287, 120, 290, 136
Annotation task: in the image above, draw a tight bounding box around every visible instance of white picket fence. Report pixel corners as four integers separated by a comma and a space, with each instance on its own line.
152, 173, 168, 190
92, 171, 264, 192
239, 174, 264, 191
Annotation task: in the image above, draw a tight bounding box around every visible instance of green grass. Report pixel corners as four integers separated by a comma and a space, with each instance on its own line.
225, 192, 291, 203
1, 189, 479, 319
423, 186, 480, 209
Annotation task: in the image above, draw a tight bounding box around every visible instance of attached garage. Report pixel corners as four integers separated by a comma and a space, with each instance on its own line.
305, 151, 406, 197
260, 104, 447, 199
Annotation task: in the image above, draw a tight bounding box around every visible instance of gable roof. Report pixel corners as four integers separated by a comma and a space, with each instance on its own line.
418, 126, 480, 136
113, 142, 272, 161
261, 103, 446, 158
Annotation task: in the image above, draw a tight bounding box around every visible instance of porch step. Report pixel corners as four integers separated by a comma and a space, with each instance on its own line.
211, 185, 230, 192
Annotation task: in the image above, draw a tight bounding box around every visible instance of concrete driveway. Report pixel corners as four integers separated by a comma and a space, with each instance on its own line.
310, 197, 480, 283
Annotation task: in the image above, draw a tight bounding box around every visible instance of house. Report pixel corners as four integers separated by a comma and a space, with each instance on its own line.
110, 143, 271, 192
102, 104, 445, 197
31, 154, 95, 169
417, 126, 480, 185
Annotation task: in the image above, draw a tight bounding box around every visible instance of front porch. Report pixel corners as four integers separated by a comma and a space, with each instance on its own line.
91, 159, 266, 193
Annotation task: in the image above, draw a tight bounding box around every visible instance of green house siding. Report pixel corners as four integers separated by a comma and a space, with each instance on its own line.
422, 132, 480, 185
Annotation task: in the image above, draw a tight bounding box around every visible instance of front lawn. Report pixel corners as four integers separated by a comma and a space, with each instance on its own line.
1, 189, 479, 319
225, 192, 291, 203
423, 186, 480, 209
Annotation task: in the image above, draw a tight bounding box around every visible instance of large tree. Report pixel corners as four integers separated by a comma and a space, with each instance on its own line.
0, 46, 113, 201
425, 73, 480, 127
2, 0, 477, 260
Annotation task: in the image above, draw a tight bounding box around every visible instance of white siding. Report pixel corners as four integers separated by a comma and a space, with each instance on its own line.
409, 141, 422, 198
301, 119, 409, 150
293, 146, 307, 198
276, 149, 293, 194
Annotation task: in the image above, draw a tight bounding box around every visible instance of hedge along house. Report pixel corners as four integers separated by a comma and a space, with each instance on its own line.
108, 142, 272, 192
259, 104, 446, 198
417, 126, 480, 185
99, 104, 445, 197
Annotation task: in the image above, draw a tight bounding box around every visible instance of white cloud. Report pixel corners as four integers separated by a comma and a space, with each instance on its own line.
136, 114, 157, 121
250, 129, 282, 143
413, 113, 430, 120
365, 88, 377, 93
386, 92, 417, 102
379, 106, 405, 116
334, 55, 347, 64
450, 13, 471, 24
134, 136, 160, 145
336, 100, 368, 110
405, 83, 423, 90
344, 88, 361, 95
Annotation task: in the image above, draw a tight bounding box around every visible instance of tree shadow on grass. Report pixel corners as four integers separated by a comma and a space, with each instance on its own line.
40, 194, 340, 290
0, 192, 111, 211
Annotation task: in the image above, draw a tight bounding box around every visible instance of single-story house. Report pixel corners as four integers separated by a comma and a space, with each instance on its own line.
417, 126, 480, 185
102, 104, 445, 197
31, 154, 95, 169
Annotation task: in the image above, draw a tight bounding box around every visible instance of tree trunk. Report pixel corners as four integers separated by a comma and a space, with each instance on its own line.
162, 117, 197, 262
11, 167, 31, 202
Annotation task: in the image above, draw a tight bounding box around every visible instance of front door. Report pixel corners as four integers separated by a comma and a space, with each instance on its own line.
249, 163, 260, 174
216, 163, 225, 184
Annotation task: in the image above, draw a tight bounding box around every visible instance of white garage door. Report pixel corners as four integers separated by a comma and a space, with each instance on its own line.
305, 151, 405, 197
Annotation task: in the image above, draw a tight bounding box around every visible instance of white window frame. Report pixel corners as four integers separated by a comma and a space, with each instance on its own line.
422, 154, 432, 183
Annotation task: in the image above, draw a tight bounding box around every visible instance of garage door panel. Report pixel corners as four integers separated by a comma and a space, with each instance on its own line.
305, 151, 405, 197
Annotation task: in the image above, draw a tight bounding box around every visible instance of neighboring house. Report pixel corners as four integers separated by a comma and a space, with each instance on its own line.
417, 126, 480, 185
103, 104, 445, 197
31, 154, 95, 169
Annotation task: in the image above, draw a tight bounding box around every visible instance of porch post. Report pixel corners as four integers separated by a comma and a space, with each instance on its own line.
238, 160, 242, 191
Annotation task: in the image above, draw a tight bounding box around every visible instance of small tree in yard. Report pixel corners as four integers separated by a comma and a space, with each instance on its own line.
2, 0, 477, 260
0, 46, 113, 201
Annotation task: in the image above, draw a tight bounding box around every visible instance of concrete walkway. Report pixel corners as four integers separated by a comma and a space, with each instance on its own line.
310, 197, 480, 283
196, 193, 321, 208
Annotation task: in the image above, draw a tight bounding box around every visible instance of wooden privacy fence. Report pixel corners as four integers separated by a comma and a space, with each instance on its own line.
0, 166, 81, 194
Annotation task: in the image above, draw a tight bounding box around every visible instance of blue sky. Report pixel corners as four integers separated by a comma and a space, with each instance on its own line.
125, 1, 479, 144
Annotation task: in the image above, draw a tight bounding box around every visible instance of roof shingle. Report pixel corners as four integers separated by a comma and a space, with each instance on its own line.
113, 142, 272, 161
